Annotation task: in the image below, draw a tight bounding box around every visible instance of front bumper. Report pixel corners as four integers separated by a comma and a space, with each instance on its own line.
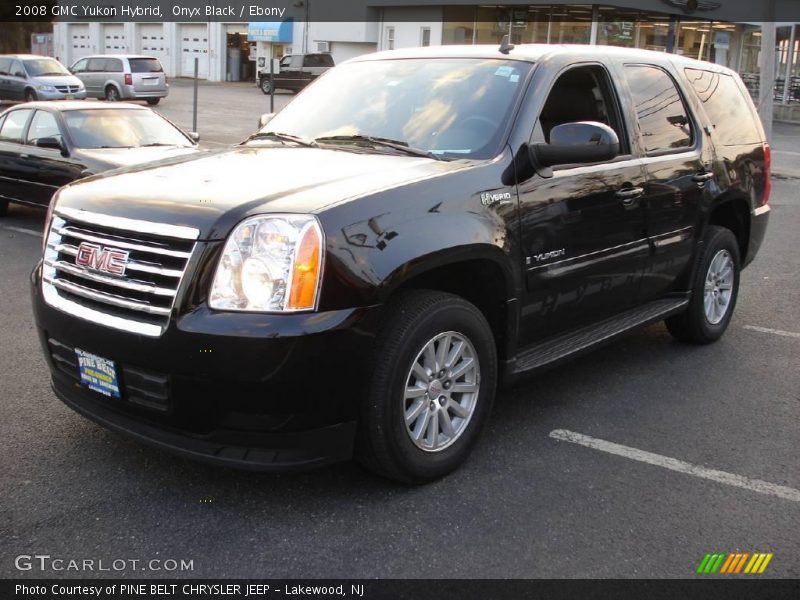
36, 89, 87, 100
32, 263, 378, 471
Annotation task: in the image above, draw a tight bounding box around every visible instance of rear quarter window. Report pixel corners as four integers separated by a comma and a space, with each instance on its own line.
129, 58, 163, 73
684, 68, 761, 146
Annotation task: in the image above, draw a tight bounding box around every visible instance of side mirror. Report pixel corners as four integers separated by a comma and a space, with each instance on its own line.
36, 137, 66, 154
258, 112, 275, 129
188, 131, 200, 142
532, 121, 620, 168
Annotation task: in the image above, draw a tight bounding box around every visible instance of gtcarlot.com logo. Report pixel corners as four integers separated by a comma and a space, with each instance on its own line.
15, 554, 194, 573
696, 552, 773, 574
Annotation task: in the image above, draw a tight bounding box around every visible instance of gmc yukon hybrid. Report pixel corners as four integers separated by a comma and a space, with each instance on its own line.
32, 45, 770, 483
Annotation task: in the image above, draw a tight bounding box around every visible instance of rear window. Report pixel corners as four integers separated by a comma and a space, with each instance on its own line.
0, 109, 32, 143
129, 58, 163, 73
684, 68, 761, 146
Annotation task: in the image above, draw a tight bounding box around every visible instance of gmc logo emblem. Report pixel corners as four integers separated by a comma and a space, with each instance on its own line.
75, 242, 129, 276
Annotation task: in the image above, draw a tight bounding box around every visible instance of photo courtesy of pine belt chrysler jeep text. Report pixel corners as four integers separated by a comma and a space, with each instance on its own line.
30, 44, 770, 483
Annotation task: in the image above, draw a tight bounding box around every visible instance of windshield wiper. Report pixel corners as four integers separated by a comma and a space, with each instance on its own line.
314, 134, 443, 160
244, 131, 317, 147
139, 143, 176, 147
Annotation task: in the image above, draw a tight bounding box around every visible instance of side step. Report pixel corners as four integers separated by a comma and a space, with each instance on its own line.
509, 297, 689, 377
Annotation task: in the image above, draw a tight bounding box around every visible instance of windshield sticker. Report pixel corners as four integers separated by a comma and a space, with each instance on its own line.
509, 74, 520, 83
494, 66, 514, 78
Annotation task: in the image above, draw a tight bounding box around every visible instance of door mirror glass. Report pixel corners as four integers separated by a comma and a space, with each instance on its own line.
532, 121, 620, 167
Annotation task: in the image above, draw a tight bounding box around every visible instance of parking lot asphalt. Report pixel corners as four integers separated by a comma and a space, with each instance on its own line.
1, 169, 798, 578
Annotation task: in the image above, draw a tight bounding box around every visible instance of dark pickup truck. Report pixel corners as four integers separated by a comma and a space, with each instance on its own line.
32, 44, 769, 483
258, 53, 334, 94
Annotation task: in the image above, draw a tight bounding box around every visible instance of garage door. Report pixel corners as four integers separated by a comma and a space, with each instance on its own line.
180, 24, 209, 79
69, 23, 92, 63
103, 24, 126, 53
138, 24, 168, 68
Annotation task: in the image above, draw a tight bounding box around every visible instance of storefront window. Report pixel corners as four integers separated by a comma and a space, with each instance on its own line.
548, 5, 593, 44
442, 5, 475, 45
636, 16, 673, 53
597, 6, 639, 48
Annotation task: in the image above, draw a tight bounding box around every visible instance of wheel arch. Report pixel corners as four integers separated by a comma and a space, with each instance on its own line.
706, 192, 752, 262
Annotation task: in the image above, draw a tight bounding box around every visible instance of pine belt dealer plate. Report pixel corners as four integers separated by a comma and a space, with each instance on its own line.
75, 348, 121, 398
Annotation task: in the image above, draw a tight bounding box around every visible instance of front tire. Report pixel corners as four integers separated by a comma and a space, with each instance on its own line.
358, 291, 497, 483
666, 225, 740, 344
24, 89, 37, 102
260, 78, 273, 94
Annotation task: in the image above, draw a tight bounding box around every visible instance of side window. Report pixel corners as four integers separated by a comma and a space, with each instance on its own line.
27, 111, 61, 145
536, 65, 628, 154
71, 58, 88, 73
289, 55, 303, 69
0, 58, 11, 76
0, 109, 33, 143
279, 56, 291, 69
87, 57, 107, 73
10, 60, 26, 78
624, 65, 693, 154
684, 68, 761, 146
106, 58, 124, 73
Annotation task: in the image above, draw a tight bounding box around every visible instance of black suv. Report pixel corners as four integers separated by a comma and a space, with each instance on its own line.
258, 53, 334, 94
32, 45, 770, 483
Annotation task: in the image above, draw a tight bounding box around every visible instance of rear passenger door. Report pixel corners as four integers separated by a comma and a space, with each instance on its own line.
621, 64, 713, 301
24, 110, 83, 207
84, 58, 107, 96
517, 62, 649, 343
0, 108, 34, 203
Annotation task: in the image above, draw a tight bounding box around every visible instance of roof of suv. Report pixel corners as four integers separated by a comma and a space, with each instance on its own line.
351, 44, 736, 75
78, 54, 160, 60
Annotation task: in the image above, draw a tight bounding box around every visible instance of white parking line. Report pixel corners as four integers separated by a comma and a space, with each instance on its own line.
1, 226, 42, 238
549, 429, 800, 503
743, 325, 800, 339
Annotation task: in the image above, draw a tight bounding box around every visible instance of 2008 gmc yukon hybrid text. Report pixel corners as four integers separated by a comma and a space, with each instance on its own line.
32, 45, 770, 483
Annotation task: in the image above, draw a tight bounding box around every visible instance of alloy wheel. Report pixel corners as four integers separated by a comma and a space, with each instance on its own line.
704, 249, 734, 325
403, 331, 480, 452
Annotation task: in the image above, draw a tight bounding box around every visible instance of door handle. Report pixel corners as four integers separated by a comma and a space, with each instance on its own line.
615, 187, 644, 205
692, 171, 714, 184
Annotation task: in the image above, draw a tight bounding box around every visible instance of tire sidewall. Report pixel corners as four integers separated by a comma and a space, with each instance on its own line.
105, 86, 119, 101
370, 299, 497, 481
693, 228, 741, 340
260, 79, 272, 94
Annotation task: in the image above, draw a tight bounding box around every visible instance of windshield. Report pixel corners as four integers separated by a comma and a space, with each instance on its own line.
63, 109, 193, 149
255, 58, 532, 160
23, 58, 70, 77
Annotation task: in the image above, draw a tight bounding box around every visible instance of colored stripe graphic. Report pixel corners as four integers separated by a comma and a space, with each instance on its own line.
698, 552, 773, 574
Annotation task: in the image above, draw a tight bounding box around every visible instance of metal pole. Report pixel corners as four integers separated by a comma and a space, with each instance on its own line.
269, 57, 274, 113
782, 24, 796, 105
192, 57, 199, 133
759, 14, 776, 143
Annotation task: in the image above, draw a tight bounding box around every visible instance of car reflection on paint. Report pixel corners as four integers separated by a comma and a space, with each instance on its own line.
0, 100, 201, 217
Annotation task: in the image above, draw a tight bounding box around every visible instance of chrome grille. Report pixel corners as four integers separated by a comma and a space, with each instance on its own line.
55, 85, 81, 93
42, 208, 199, 337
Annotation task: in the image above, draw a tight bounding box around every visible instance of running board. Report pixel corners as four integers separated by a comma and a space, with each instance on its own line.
508, 297, 689, 377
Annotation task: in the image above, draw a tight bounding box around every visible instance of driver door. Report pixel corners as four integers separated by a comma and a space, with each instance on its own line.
517, 63, 649, 345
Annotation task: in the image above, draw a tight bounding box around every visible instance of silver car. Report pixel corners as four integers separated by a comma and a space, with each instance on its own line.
0, 55, 86, 102
70, 55, 169, 105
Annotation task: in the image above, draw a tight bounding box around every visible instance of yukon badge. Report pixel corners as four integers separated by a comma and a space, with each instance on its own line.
480, 191, 513, 206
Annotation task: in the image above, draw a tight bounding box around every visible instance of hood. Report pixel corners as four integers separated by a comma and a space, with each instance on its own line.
32, 74, 84, 87
74, 146, 200, 168
55, 146, 468, 240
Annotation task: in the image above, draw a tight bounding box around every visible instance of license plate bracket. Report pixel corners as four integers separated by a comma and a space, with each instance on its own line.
75, 348, 121, 398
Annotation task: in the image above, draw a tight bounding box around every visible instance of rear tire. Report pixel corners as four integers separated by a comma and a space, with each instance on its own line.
24, 89, 36, 102
357, 290, 497, 484
105, 85, 120, 102
666, 225, 740, 344
145, 98, 160, 106
0, 199, 9, 217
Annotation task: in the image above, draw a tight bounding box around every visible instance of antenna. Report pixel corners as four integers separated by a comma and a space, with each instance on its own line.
499, 34, 515, 55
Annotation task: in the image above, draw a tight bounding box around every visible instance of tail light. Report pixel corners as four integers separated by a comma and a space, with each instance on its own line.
760, 143, 772, 207
124, 73, 133, 86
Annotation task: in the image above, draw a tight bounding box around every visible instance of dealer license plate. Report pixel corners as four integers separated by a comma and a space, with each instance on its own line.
64, 94, 74, 100
75, 349, 121, 398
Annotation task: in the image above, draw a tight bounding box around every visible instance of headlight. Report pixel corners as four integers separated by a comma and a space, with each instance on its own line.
36, 84, 55, 92
210, 215, 324, 312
